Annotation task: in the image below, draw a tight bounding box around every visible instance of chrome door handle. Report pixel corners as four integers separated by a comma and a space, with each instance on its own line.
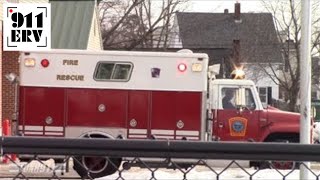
218, 122, 224, 128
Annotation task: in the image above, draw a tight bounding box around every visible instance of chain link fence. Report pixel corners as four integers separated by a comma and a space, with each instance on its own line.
1, 137, 320, 180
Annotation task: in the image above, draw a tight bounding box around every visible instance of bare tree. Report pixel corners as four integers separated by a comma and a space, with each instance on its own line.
99, 0, 145, 48
313, 57, 320, 97
99, 0, 187, 50
259, 0, 320, 111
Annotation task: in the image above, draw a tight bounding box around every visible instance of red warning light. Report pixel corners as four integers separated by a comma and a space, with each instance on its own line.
41, 59, 49, 68
178, 63, 187, 72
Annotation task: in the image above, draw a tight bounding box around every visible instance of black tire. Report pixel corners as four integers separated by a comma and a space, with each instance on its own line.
266, 138, 299, 170
73, 156, 121, 179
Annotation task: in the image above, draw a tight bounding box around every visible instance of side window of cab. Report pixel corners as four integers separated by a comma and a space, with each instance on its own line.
245, 88, 256, 110
221, 87, 256, 110
221, 88, 237, 109
94, 62, 133, 81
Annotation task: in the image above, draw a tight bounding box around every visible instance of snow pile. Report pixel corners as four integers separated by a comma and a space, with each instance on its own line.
98, 166, 320, 180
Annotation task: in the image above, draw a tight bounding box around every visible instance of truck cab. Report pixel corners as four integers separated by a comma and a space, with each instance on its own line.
208, 77, 301, 143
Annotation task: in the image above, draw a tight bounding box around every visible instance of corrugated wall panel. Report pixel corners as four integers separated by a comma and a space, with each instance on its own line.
51, 0, 94, 49
20, 0, 48, 3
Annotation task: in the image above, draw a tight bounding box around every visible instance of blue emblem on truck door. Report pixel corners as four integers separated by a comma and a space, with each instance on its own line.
232, 121, 244, 132
228, 117, 248, 136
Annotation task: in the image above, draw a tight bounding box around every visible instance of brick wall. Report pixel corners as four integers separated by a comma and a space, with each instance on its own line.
0, 23, 2, 131
2, 50, 19, 121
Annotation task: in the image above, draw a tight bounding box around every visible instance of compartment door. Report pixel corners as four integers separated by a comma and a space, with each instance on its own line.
127, 91, 150, 139
21, 87, 65, 137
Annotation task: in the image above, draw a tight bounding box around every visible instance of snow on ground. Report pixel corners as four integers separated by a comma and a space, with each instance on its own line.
3, 159, 320, 179
98, 166, 320, 180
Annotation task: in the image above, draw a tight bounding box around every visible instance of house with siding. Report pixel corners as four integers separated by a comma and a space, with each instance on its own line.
169, 3, 283, 107
1, 0, 102, 131
50, 0, 102, 50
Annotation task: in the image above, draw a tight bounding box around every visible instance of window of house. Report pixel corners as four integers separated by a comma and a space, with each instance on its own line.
312, 91, 317, 100
94, 62, 133, 81
279, 86, 284, 100
257, 86, 273, 106
284, 54, 289, 72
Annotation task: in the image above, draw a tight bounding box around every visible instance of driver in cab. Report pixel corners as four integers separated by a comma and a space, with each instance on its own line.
222, 89, 236, 109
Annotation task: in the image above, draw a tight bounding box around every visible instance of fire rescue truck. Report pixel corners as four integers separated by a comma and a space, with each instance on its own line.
17, 49, 302, 178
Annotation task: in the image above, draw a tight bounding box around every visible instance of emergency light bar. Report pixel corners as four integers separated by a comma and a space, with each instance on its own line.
231, 69, 245, 79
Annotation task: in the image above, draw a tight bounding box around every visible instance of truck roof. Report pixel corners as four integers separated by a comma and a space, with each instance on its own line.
21, 49, 209, 59
212, 79, 255, 86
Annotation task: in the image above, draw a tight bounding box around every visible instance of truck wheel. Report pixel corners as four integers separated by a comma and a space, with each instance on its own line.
73, 156, 121, 179
268, 138, 299, 170
269, 160, 296, 170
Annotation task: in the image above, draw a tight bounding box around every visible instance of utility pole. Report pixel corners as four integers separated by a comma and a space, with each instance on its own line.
300, 0, 312, 179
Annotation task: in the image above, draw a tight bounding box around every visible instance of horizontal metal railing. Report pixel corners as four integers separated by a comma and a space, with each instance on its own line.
1, 136, 320, 180
1, 136, 320, 161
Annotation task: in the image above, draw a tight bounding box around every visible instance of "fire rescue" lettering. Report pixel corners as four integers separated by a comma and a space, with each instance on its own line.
63, 60, 78, 66
56, 75, 84, 81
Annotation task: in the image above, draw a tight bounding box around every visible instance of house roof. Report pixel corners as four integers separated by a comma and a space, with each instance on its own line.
50, 0, 95, 49
176, 12, 283, 63
131, 47, 231, 65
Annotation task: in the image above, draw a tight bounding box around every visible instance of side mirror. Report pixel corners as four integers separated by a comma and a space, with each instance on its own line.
312, 106, 317, 119
208, 64, 220, 80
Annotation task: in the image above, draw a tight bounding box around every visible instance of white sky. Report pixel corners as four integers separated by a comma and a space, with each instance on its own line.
185, 0, 267, 13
